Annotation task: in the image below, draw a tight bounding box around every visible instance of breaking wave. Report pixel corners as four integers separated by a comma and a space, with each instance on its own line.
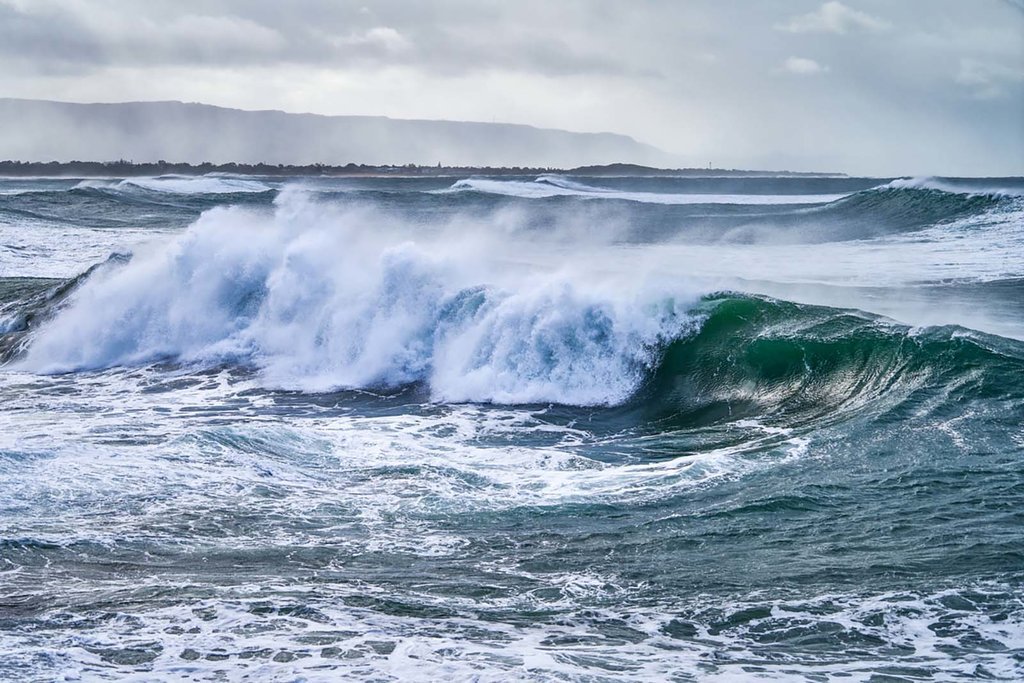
74, 174, 274, 195
881, 176, 1024, 198
11, 191, 700, 404
8, 190, 1023, 417
444, 176, 849, 205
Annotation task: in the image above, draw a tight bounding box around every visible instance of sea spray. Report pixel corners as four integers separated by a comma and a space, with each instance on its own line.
21, 188, 703, 403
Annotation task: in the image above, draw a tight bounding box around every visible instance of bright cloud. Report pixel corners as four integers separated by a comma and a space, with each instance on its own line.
783, 57, 829, 75
777, 1, 890, 34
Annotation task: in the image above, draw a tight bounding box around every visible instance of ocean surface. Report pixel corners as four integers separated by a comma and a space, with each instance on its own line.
1, 172, 1023, 681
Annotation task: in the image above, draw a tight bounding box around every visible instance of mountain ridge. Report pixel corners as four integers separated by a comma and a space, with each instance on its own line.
0, 98, 677, 168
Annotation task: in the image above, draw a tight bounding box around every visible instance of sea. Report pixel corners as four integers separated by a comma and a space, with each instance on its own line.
0, 172, 1022, 681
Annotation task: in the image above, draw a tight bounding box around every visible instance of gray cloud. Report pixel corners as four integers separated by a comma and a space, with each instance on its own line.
956, 58, 1024, 99
0, 0, 650, 77
0, 0, 1021, 175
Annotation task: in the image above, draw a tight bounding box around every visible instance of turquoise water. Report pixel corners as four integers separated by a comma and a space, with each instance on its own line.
1, 174, 1023, 680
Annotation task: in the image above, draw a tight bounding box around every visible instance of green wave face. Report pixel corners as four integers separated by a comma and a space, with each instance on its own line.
633, 294, 1024, 430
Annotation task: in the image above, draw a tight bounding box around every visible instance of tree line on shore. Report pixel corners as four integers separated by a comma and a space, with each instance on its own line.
0, 159, 835, 178
0, 160, 557, 177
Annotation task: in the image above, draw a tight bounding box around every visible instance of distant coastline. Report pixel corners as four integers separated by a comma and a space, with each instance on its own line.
0, 160, 843, 178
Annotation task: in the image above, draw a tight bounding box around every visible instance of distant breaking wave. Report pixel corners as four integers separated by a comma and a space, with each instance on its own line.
74, 175, 274, 195
444, 174, 1024, 206
881, 176, 1024, 198
442, 176, 850, 205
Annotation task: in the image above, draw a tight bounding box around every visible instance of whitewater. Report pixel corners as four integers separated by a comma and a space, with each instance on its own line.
1, 172, 1023, 681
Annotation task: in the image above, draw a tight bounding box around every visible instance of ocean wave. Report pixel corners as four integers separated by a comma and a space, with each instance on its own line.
443, 176, 849, 205
12, 191, 703, 404
630, 293, 1024, 427
756, 179, 1023, 242
74, 174, 274, 195
880, 176, 1024, 198
8, 190, 1023, 415
3, 171, 1024, 683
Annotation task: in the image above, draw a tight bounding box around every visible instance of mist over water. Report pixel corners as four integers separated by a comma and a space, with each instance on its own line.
1, 173, 1023, 681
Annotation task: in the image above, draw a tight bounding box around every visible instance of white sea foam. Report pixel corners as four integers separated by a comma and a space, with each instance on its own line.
2, 575, 1019, 682
0, 221, 175, 279
1, 348, 1018, 680
0, 360, 823, 680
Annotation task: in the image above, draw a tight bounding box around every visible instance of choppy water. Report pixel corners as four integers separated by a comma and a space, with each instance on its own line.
1, 172, 1023, 681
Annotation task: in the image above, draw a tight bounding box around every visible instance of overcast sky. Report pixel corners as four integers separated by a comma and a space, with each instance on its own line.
1, 0, 1022, 175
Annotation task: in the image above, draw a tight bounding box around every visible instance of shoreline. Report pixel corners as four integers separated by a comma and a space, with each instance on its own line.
0, 160, 843, 178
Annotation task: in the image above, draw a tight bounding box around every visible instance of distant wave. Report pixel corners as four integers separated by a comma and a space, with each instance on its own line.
801, 179, 1021, 237
880, 176, 1024, 198
439, 174, 1024, 209
442, 176, 849, 205
74, 175, 274, 195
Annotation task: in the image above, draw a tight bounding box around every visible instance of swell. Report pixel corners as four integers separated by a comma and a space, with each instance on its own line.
0, 184, 275, 231
713, 184, 1016, 243
811, 185, 1010, 228
709, 183, 1018, 243
1, 175, 1017, 247
720, 184, 1018, 243
439, 176, 1021, 243
882, 176, 1024, 197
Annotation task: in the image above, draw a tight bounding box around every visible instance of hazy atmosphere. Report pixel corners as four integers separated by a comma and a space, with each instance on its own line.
1, 0, 1022, 174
